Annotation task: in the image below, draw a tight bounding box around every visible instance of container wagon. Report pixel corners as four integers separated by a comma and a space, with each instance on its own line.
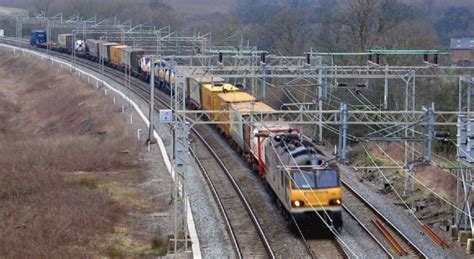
30, 30, 47, 47
57, 34, 73, 53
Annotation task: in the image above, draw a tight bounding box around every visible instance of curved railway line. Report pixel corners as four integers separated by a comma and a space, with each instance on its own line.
75, 56, 276, 258
0, 39, 433, 258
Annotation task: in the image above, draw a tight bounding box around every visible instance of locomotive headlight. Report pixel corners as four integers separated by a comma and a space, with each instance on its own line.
292, 200, 304, 207
329, 199, 342, 205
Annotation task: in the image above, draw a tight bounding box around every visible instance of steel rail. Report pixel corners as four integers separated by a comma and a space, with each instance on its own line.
51, 49, 276, 258
342, 204, 394, 258
342, 180, 428, 258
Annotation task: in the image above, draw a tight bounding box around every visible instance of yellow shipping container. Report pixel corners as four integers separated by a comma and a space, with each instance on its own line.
201, 83, 239, 121
216, 92, 256, 135
110, 45, 128, 66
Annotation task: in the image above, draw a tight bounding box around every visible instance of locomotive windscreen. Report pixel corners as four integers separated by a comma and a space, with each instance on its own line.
291, 170, 339, 189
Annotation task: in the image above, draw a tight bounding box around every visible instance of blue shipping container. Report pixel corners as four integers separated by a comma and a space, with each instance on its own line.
30, 30, 47, 46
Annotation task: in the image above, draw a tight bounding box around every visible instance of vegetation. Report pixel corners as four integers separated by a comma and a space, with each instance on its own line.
0, 50, 141, 257
0, 0, 472, 54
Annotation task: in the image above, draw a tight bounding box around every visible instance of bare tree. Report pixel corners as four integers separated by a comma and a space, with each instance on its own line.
31, 0, 54, 15
265, 7, 311, 55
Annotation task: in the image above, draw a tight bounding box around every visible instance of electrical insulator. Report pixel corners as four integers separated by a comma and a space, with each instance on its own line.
423, 53, 428, 62
261, 52, 266, 64
376, 54, 380, 64
306, 53, 311, 65
434, 54, 439, 65
369, 54, 373, 62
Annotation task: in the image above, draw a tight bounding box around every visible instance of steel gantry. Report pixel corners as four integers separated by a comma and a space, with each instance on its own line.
165, 60, 473, 199
456, 76, 474, 235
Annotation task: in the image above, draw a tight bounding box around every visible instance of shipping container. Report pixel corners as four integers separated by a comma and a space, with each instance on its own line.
0, 29, 4, 37
229, 102, 275, 151
30, 30, 46, 46
86, 39, 104, 60
98, 42, 118, 62
201, 83, 239, 121
187, 76, 224, 109
121, 48, 145, 71
110, 45, 128, 66
58, 34, 73, 50
216, 92, 256, 134
250, 123, 292, 164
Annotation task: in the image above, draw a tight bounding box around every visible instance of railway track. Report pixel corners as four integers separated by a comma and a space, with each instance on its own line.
70, 54, 276, 258
74, 58, 276, 258
305, 238, 349, 259
0, 40, 425, 258
342, 181, 427, 258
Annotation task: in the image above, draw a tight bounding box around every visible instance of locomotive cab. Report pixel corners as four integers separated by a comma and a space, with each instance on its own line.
288, 166, 342, 231
264, 132, 343, 232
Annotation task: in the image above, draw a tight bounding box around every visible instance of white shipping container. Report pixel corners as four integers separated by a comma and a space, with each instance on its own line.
98, 42, 117, 61
187, 76, 224, 109
58, 34, 73, 49
0, 29, 4, 37
86, 39, 103, 58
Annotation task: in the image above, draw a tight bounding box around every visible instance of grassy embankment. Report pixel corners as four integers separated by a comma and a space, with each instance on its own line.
0, 50, 162, 257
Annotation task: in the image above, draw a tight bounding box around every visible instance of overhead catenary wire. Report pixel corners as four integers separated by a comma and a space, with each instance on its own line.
349, 88, 473, 217
371, 142, 472, 218
360, 143, 424, 225
354, 88, 474, 191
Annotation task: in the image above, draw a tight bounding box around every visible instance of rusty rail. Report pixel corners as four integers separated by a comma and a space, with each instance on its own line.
372, 218, 409, 256
420, 223, 449, 249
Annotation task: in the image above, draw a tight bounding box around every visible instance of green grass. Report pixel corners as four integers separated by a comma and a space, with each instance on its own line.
150, 237, 167, 256
356, 150, 392, 167
74, 178, 98, 189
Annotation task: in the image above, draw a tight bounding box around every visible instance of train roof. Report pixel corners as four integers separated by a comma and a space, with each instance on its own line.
86, 39, 105, 43
252, 122, 292, 132
231, 101, 274, 114
111, 45, 128, 49
202, 83, 238, 92
123, 48, 145, 52
217, 92, 256, 103
101, 42, 119, 46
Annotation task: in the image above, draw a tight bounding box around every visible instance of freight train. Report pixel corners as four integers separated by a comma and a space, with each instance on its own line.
30, 30, 343, 232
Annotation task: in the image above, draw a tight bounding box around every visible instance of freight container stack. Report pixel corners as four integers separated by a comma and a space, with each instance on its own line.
229, 102, 275, 151
121, 48, 145, 73
216, 92, 256, 134
110, 45, 128, 68
30, 30, 47, 46
85, 39, 104, 62
99, 42, 118, 63
201, 83, 239, 121
187, 76, 225, 109
58, 34, 73, 53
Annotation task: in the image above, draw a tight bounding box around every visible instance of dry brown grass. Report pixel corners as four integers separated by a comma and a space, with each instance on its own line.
368, 142, 456, 201
0, 49, 141, 257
